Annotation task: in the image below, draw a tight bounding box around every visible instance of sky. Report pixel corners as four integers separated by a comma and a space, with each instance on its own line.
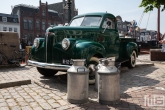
0, 0, 165, 34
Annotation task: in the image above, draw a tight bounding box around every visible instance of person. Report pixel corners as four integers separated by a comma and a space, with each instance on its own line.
125, 33, 129, 38
159, 33, 165, 43
159, 33, 165, 52
125, 33, 131, 38
20, 39, 27, 49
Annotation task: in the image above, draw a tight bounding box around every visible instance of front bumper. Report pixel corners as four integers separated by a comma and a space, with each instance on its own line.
28, 60, 71, 71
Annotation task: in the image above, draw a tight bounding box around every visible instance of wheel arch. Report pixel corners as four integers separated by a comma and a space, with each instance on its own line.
126, 42, 138, 58
73, 41, 106, 64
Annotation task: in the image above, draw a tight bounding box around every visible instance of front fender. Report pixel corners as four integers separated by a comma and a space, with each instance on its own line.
30, 38, 46, 62
73, 41, 106, 64
126, 42, 138, 58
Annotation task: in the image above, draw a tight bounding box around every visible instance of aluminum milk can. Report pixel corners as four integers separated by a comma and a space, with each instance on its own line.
67, 59, 89, 104
98, 58, 120, 105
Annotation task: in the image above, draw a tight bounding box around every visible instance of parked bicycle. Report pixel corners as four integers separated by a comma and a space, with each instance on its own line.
0, 44, 29, 67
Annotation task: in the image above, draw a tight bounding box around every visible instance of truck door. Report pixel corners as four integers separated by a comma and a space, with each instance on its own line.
101, 17, 120, 59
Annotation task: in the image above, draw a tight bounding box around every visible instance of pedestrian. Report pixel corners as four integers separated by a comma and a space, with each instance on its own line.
159, 32, 165, 52
125, 33, 128, 38
125, 33, 131, 38
21, 39, 27, 49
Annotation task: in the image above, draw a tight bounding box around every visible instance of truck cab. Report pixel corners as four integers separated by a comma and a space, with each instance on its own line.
28, 12, 139, 84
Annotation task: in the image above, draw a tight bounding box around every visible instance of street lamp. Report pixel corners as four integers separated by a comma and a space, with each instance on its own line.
157, 7, 160, 41
67, 0, 71, 23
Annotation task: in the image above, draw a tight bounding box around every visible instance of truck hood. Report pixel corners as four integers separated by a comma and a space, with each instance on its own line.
47, 26, 101, 43
49, 26, 100, 36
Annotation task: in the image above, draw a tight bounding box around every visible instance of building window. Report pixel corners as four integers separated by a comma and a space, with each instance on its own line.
13, 18, 17, 23
54, 22, 57, 26
14, 28, 17, 32
36, 20, 40, 30
2, 17, 7, 22
9, 27, 12, 32
28, 34, 33, 45
48, 22, 51, 27
23, 19, 28, 29
3, 27, 7, 31
123, 25, 126, 28
28, 20, 33, 30
42, 21, 45, 30
117, 24, 122, 28
42, 10, 46, 16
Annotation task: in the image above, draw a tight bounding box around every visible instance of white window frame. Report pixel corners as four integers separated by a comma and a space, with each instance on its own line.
3, 27, 7, 31
9, 27, 12, 32
14, 28, 17, 32
123, 25, 126, 28
2, 17, 7, 22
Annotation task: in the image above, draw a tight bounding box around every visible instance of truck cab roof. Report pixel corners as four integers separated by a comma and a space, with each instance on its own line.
72, 12, 116, 19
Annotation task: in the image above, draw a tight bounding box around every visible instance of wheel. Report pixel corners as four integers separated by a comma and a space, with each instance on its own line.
37, 67, 58, 77
14, 50, 28, 67
87, 57, 99, 84
127, 50, 136, 68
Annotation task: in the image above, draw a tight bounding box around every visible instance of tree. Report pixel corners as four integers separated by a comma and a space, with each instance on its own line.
139, 0, 165, 13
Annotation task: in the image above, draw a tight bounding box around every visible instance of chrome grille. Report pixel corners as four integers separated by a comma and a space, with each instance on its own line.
52, 48, 71, 63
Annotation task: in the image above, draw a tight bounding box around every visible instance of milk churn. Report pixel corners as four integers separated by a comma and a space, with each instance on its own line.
98, 58, 120, 105
67, 59, 89, 104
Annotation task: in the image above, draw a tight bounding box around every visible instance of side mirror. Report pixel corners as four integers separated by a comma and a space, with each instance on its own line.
107, 21, 111, 26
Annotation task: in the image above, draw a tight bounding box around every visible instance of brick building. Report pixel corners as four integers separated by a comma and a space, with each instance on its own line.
12, 0, 62, 45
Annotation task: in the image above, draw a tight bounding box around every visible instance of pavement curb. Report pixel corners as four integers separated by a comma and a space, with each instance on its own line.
137, 59, 165, 65
136, 61, 154, 67
0, 79, 31, 89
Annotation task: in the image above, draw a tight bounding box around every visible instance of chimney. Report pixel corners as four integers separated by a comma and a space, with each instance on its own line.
39, 0, 41, 6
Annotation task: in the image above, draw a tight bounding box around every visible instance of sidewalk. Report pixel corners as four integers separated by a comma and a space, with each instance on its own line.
137, 54, 165, 64
0, 54, 165, 110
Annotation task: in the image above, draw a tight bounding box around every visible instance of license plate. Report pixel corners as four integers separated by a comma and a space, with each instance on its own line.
62, 59, 72, 65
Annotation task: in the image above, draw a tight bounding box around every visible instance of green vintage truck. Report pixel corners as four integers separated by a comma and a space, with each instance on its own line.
28, 12, 139, 84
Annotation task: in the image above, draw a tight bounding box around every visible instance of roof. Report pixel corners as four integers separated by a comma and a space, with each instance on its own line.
48, 2, 63, 13
0, 13, 18, 18
73, 12, 115, 19
14, 4, 38, 9
12, 4, 38, 15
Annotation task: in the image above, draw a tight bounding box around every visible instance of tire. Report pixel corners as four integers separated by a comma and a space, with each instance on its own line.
87, 57, 99, 84
37, 67, 58, 77
127, 50, 136, 68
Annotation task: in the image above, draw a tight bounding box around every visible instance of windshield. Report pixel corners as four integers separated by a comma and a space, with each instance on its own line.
69, 16, 102, 27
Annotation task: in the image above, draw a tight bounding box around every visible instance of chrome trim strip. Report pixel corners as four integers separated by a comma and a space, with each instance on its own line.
46, 35, 48, 62
28, 60, 71, 71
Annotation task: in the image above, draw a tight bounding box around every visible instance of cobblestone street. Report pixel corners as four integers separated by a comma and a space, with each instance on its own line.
0, 54, 165, 110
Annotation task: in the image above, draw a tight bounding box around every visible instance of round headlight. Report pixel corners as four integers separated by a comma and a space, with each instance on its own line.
62, 38, 70, 50
33, 38, 40, 48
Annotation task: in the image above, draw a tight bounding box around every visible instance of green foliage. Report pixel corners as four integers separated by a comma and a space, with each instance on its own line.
139, 0, 165, 13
